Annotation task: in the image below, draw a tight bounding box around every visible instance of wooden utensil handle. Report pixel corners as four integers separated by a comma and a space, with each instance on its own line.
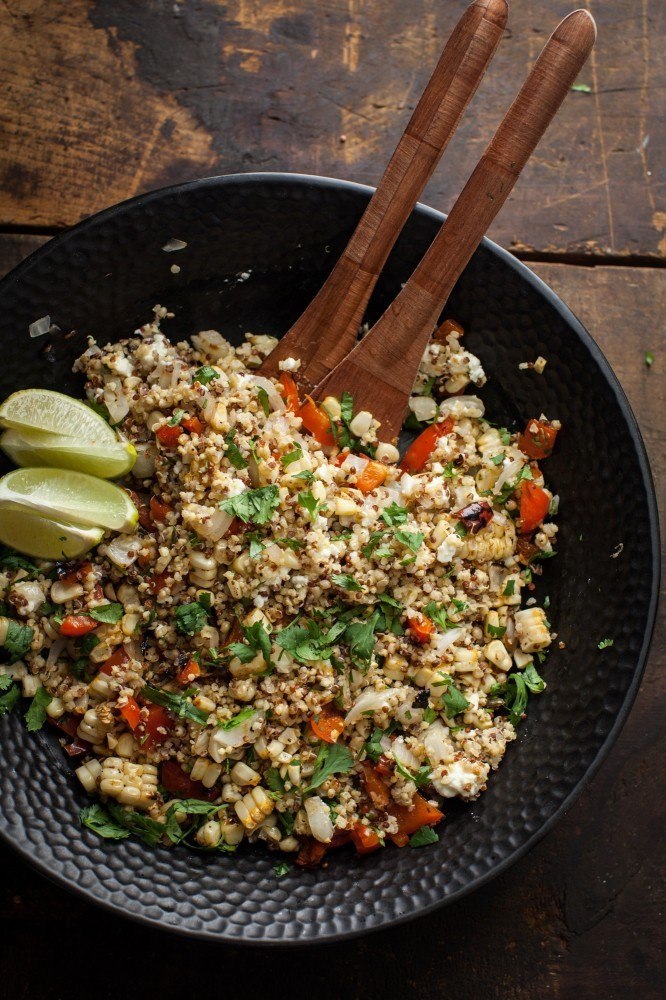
260, 0, 507, 386
313, 10, 596, 440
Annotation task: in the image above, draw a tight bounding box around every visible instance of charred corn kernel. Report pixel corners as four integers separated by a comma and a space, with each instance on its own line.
228, 651, 266, 678
196, 624, 219, 649
234, 787, 273, 830
75, 758, 102, 793
45, 696, 65, 719
114, 732, 137, 758
475, 465, 500, 493
253, 735, 269, 760
192, 694, 216, 714
513, 649, 534, 669
533, 356, 547, 374
221, 782, 242, 803
485, 639, 512, 671
451, 647, 479, 672
190, 758, 209, 782
375, 442, 400, 464
334, 496, 359, 518
287, 762, 301, 786
349, 410, 373, 437
196, 820, 222, 848
321, 395, 342, 419
50, 580, 85, 604
201, 762, 222, 788
444, 373, 471, 394
121, 613, 140, 636
220, 820, 244, 846
99, 758, 158, 810
231, 552, 252, 575
279, 836, 299, 852
458, 520, 516, 563
384, 652, 408, 676
22, 674, 39, 697
411, 665, 435, 688
189, 551, 217, 588
89, 641, 118, 664
77, 708, 111, 743
117, 584, 140, 610
514, 607, 552, 653
230, 761, 260, 787
88, 673, 112, 700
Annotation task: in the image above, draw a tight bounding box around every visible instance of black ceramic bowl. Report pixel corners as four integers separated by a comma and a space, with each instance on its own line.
0, 174, 659, 944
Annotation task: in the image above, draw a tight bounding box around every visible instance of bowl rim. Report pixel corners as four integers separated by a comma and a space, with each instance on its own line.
0, 170, 660, 945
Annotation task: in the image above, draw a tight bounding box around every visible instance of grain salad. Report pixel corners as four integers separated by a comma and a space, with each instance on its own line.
0, 310, 560, 865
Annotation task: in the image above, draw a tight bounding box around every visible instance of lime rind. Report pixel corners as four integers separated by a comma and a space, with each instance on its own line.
0, 468, 138, 532
0, 389, 117, 446
0, 428, 136, 479
0, 504, 104, 560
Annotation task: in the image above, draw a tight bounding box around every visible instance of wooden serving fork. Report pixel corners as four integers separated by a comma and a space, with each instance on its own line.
313, 9, 596, 442
259, 0, 508, 389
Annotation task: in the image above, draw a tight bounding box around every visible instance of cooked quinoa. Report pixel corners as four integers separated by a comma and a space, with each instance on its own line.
0, 309, 560, 863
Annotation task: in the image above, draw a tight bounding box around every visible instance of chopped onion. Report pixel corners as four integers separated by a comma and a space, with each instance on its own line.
304, 796, 334, 843
250, 375, 285, 413
345, 686, 394, 725
131, 442, 156, 479
423, 721, 454, 764
194, 507, 234, 542
341, 453, 368, 475
392, 735, 419, 771
102, 386, 130, 424
103, 534, 140, 569
433, 627, 465, 654
408, 395, 438, 422
162, 238, 187, 252
45, 638, 67, 670
29, 315, 51, 339
208, 712, 263, 759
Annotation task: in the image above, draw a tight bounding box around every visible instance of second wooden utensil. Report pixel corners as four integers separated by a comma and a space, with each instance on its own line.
312, 9, 596, 442
260, 0, 508, 389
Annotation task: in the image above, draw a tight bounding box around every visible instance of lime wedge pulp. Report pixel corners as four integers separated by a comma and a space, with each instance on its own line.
0, 388, 117, 445
0, 505, 104, 560
0, 468, 138, 532
0, 428, 137, 480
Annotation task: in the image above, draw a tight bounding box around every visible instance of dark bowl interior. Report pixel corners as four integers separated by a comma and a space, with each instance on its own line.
0, 173, 658, 944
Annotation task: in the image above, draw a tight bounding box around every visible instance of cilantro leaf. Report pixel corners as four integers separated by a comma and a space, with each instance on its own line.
331, 572, 361, 592
265, 767, 286, 796
381, 503, 409, 527
4, 620, 34, 663
364, 727, 385, 763
523, 663, 546, 692
0, 547, 39, 577
88, 603, 124, 625
248, 535, 265, 559
257, 388, 271, 417
487, 624, 507, 639
80, 804, 131, 841
193, 365, 220, 385
0, 683, 20, 717
395, 761, 432, 788
168, 409, 185, 427
174, 601, 209, 636
432, 672, 470, 717
106, 802, 165, 847
276, 617, 342, 664
395, 529, 423, 553
219, 706, 257, 730
24, 686, 53, 732
423, 707, 437, 724
280, 445, 303, 467
298, 490, 319, 517
302, 742, 354, 794
220, 485, 280, 526
409, 826, 439, 848
502, 579, 515, 597
224, 429, 248, 470
362, 531, 386, 559
228, 620, 272, 668
343, 611, 380, 671
274, 861, 291, 878
142, 684, 209, 724
164, 799, 221, 844
598, 638, 614, 650
424, 601, 455, 631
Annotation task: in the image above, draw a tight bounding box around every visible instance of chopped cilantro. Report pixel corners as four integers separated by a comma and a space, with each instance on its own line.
88, 603, 123, 625
490, 453, 504, 466
409, 826, 439, 848
219, 706, 257, 730
224, 429, 248, 470
331, 572, 361, 592
174, 600, 209, 636
423, 707, 437, 724
193, 365, 220, 385
381, 503, 409, 527
395, 761, 432, 788
442, 462, 456, 479
106, 802, 166, 847
302, 742, 354, 794
598, 638, 614, 650
395, 529, 423, 552
424, 601, 455, 631
0, 682, 20, 717
452, 599, 468, 613
548, 495, 560, 516
80, 804, 130, 841
487, 624, 507, 639
219, 485, 280, 526
257, 387, 271, 417
0, 548, 39, 577
228, 620, 272, 668
248, 534, 265, 559
343, 611, 380, 671
280, 444, 303, 467
298, 490, 319, 517
24, 686, 52, 732
645, 351, 654, 367
142, 684, 209, 724
168, 409, 185, 426
4, 621, 34, 663
432, 672, 470, 716
502, 579, 515, 597
362, 530, 387, 559
265, 767, 286, 796
274, 861, 291, 878
454, 522, 467, 538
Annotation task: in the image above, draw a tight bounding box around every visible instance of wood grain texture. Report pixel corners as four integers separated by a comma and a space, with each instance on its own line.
314, 11, 597, 439
0, 237, 662, 998
260, 0, 508, 385
0, 0, 663, 258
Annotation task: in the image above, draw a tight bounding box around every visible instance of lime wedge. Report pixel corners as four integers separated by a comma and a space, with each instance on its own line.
0, 468, 138, 532
0, 505, 104, 560
0, 389, 117, 445
1, 428, 136, 479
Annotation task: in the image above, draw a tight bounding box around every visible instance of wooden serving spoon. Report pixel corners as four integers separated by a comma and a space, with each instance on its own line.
313, 9, 596, 442
259, 0, 508, 388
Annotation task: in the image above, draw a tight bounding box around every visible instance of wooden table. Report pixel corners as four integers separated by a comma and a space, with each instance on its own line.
0, 1, 663, 996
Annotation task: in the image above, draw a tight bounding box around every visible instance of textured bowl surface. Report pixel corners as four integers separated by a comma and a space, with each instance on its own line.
0, 174, 659, 944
